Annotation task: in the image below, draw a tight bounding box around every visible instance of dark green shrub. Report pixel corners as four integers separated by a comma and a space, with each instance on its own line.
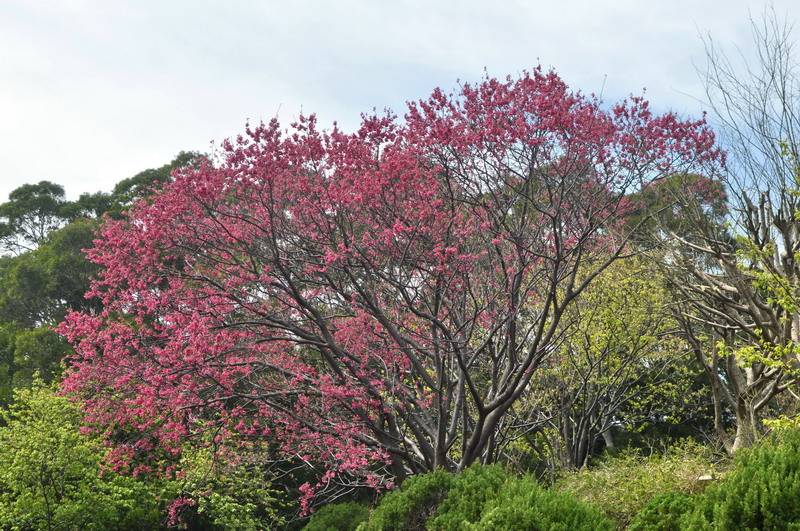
674, 508, 713, 530
427, 463, 508, 529
472, 475, 614, 530
359, 469, 454, 531
629, 491, 699, 530
358, 465, 614, 530
697, 430, 800, 530
304, 501, 370, 531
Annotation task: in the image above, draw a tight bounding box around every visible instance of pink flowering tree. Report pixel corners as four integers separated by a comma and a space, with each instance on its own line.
60, 69, 721, 496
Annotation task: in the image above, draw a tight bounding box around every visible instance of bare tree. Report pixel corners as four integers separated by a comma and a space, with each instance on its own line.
662, 8, 800, 453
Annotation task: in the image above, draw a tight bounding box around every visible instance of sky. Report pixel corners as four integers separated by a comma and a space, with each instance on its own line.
1, 0, 797, 202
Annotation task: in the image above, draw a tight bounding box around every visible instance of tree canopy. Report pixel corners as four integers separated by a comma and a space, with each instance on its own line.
59, 69, 722, 502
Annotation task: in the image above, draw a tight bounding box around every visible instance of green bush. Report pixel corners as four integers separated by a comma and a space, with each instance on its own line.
427, 463, 508, 529
304, 501, 370, 531
470, 475, 613, 530
556, 440, 717, 528
359, 469, 454, 530
694, 430, 800, 530
674, 509, 713, 530
358, 463, 612, 530
629, 430, 800, 530
629, 491, 699, 530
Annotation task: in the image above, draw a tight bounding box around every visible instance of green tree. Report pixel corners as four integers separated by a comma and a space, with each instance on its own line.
0, 152, 201, 255
60, 191, 114, 221
0, 218, 101, 327
0, 219, 101, 403
168, 434, 286, 530
511, 258, 704, 472
0, 181, 73, 255
105, 151, 201, 218
0, 380, 164, 529
0, 153, 198, 402
0, 379, 285, 530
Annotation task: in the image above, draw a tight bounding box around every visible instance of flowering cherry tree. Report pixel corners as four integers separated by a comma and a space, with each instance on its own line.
60, 69, 721, 494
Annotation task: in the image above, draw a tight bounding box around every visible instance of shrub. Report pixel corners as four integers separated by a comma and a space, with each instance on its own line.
427, 463, 508, 529
631, 430, 800, 530
360, 463, 612, 531
696, 429, 800, 530
629, 491, 699, 530
304, 501, 370, 531
471, 475, 613, 530
359, 469, 454, 530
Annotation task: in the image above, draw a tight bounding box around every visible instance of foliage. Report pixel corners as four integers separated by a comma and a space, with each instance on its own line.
427, 463, 507, 529
468, 474, 613, 530
0, 152, 199, 256
628, 492, 699, 531
0, 219, 101, 405
0, 11, 795, 523
60, 69, 722, 500
303, 501, 370, 531
0, 154, 290, 528
520, 257, 701, 470
0, 218, 100, 328
688, 429, 800, 529
0, 380, 164, 529
0, 181, 73, 254
359, 464, 612, 530
0, 378, 284, 530
555, 440, 718, 528
169, 436, 286, 530
104, 151, 201, 218
0, 153, 201, 407
627, 431, 800, 529
359, 469, 454, 530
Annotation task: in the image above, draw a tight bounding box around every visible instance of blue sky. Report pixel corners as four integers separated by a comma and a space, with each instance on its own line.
1, 1, 796, 202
